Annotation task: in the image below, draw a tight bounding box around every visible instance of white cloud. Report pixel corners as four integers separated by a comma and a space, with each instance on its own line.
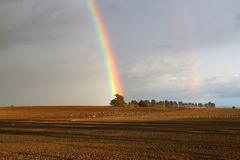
203, 75, 240, 98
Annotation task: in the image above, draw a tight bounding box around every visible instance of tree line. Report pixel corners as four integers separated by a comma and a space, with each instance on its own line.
110, 94, 215, 108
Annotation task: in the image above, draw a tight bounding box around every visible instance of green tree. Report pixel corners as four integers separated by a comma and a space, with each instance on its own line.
151, 99, 156, 106
138, 100, 147, 107
110, 94, 127, 107
198, 103, 203, 108
208, 102, 215, 108
128, 100, 139, 107
178, 101, 183, 107
165, 100, 169, 107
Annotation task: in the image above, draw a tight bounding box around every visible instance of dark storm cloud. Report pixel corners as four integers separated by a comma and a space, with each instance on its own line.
1, 0, 240, 106
236, 13, 240, 20
0, 0, 21, 5
155, 44, 173, 50
0, 0, 111, 105
234, 13, 240, 28
99, 0, 240, 59
0, 0, 87, 50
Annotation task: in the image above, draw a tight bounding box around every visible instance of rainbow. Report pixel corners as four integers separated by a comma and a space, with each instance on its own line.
86, 0, 123, 98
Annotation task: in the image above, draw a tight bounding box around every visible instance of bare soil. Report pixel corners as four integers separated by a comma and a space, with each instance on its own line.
0, 107, 239, 159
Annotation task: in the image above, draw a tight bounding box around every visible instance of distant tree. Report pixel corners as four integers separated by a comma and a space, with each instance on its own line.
144, 100, 151, 107
151, 99, 156, 106
198, 103, 203, 108
169, 101, 173, 107
211, 102, 216, 108
165, 100, 169, 107
208, 102, 215, 108
127, 98, 216, 109
232, 106, 236, 109
178, 101, 183, 107
110, 94, 127, 107
204, 102, 215, 108
158, 101, 165, 107
138, 100, 147, 107
128, 100, 139, 107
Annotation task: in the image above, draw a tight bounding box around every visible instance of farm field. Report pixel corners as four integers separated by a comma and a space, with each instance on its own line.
0, 107, 239, 160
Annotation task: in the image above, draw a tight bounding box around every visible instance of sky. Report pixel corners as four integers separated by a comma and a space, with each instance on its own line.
0, 0, 240, 106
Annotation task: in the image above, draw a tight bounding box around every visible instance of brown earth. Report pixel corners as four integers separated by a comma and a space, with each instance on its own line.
0, 106, 239, 159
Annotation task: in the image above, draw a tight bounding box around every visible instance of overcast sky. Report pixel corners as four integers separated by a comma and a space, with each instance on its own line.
0, 0, 240, 106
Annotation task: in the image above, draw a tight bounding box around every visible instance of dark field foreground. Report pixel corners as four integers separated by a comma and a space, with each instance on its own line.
0, 107, 239, 160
